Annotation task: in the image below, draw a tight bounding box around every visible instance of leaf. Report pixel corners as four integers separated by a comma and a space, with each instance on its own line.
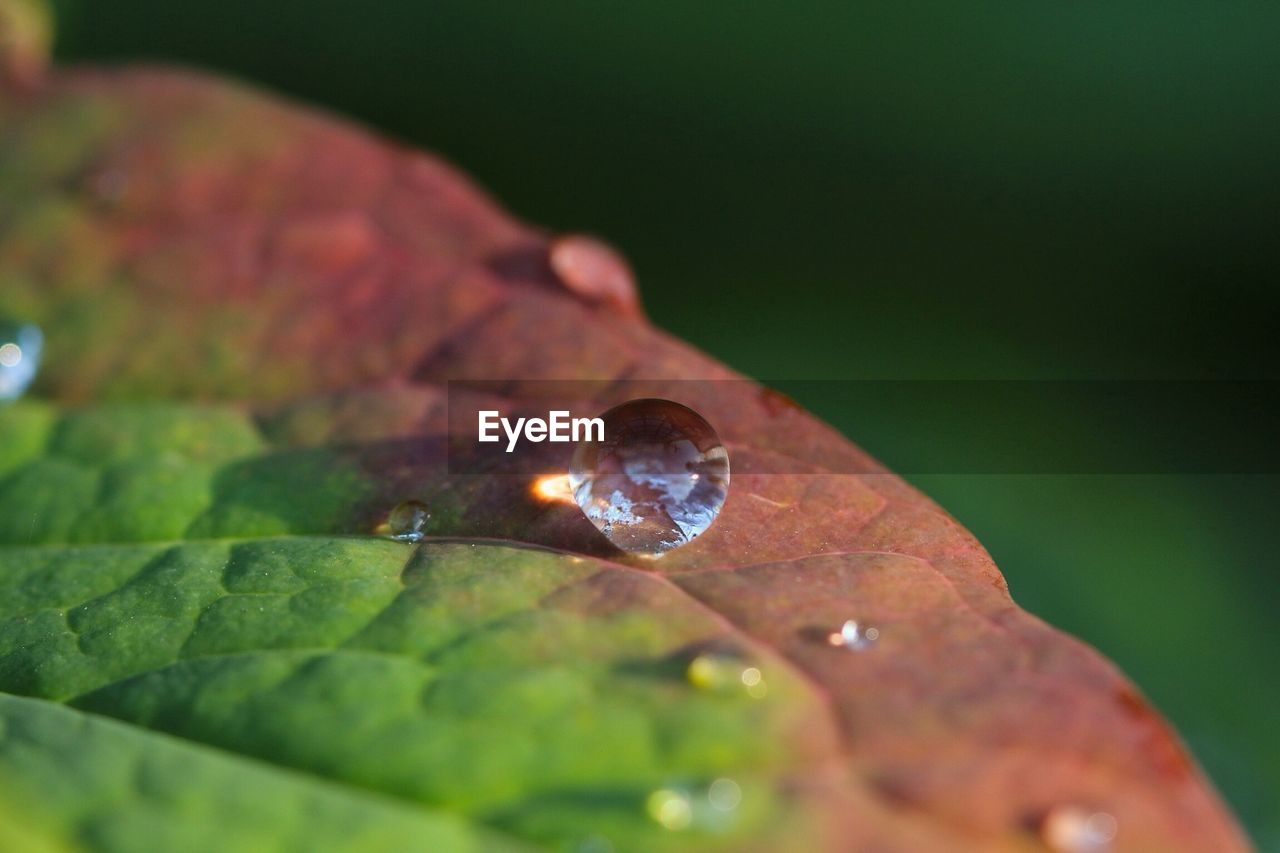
0, 693, 515, 852
0, 57, 1248, 852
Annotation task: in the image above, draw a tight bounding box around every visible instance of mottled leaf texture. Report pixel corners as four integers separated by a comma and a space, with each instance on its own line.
0, 41, 1249, 853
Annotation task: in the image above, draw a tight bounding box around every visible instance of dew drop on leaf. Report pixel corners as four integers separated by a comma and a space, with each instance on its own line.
828, 619, 879, 651
0, 320, 42, 401
740, 666, 768, 698
646, 788, 693, 831
686, 654, 730, 690
1042, 806, 1118, 852
707, 778, 742, 812
686, 654, 767, 699
569, 399, 729, 555
549, 233, 639, 314
647, 779, 745, 834
385, 500, 431, 542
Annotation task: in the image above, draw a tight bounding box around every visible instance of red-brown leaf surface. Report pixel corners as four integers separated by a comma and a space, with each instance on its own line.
0, 57, 1249, 851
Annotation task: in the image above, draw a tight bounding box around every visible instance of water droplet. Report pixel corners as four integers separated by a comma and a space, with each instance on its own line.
686, 654, 729, 690
570, 399, 728, 555
759, 386, 802, 416
1042, 807, 1118, 852
549, 233, 640, 315
385, 500, 431, 542
686, 654, 767, 699
646, 788, 693, 831
707, 778, 742, 812
0, 321, 43, 401
828, 619, 878, 650
740, 666, 768, 698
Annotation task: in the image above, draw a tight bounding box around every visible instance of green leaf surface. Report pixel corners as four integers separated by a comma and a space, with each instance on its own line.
0, 693, 514, 852
0, 401, 829, 851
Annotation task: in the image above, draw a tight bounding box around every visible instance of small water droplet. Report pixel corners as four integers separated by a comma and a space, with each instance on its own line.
687, 654, 767, 699
828, 619, 878, 650
646, 788, 693, 831
759, 386, 802, 416
707, 778, 742, 812
570, 399, 728, 555
549, 233, 640, 315
1042, 807, 1118, 852
0, 321, 43, 401
385, 500, 431, 542
739, 666, 768, 698
686, 654, 727, 690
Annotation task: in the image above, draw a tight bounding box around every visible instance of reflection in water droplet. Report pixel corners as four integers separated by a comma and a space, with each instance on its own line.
386, 500, 431, 542
531, 473, 575, 503
828, 619, 879, 650
0, 321, 43, 401
707, 778, 742, 812
1042, 806, 1118, 852
646, 788, 693, 831
570, 399, 728, 555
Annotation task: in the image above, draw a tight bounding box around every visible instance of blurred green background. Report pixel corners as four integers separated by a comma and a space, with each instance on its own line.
49, 1, 1279, 844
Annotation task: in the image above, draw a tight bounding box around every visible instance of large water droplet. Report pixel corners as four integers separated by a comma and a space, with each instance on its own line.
385, 500, 431, 542
0, 321, 42, 401
570, 399, 728, 555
